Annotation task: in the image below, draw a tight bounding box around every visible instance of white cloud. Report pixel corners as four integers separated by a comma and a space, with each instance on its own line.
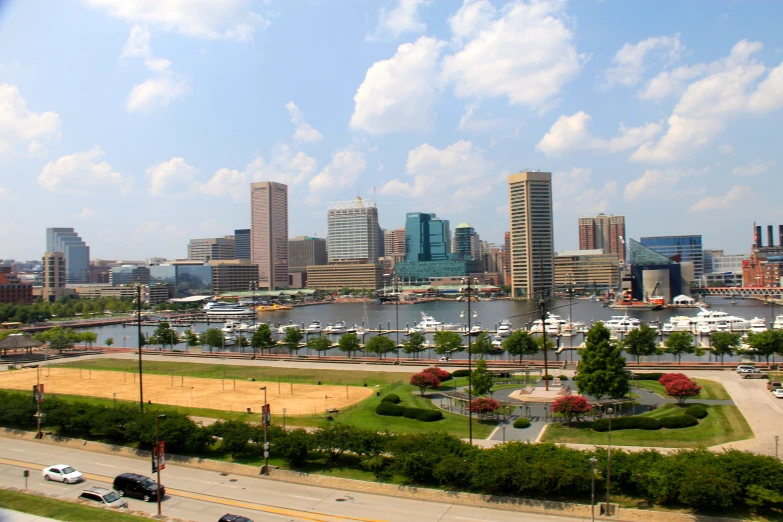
367, 0, 428, 40
604, 34, 683, 88
146, 157, 198, 196
73, 208, 96, 219
121, 25, 171, 71
552, 167, 618, 215
457, 103, 502, 132
285, 101, 323, 143
631, 40, 783, 162
38, 146, 131, 194
718, 144, 734, 156
85, 0, 269, 41
689, 185, 754, 213
0, 83, 61, 160
623, 167, 709, 201
536, 111, 661, 156
349, 36, 445, 134
0, 186, 10, 200
732, 160, 774, 177
638, 63, 705, 100
308, 148, 367, 194
441, 0, 584, 109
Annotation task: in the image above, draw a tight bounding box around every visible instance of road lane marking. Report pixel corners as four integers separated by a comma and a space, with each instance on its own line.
0, 457, 386, 522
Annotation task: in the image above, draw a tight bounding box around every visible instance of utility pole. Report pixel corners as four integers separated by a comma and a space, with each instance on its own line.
538, 245, 549, 391
260, 387, 269, 475
137, 284, 144, 413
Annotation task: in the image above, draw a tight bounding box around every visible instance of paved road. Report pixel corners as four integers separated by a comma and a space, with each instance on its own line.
0, 437, 588, 522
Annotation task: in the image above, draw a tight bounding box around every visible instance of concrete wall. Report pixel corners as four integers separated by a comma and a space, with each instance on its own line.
642, 269, 671, 302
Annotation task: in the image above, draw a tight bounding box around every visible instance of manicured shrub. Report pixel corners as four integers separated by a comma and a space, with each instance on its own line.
542, 374, 555, 380
513, 417, 531, 429
451, 369, 471, 377
468, 398, 500, 419
666, 379, 702, 404
660, 414, 699, 429
375, 402, 405, 417
659, 373, 690, 385
557, 375, 568, 381
410, 371, 441, 395
423, 367, 451, 381
551, 395, 592, 426
685, 404, 708, 419
632, 372, 664, 381
402, 407, 443, 422
592, 416, 661, 432
381, 393, 401, 404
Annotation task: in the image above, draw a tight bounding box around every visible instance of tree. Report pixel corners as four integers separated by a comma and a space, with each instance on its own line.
747, 330, 783, 364
365, 336, 397, 359
664, 331, 695, 364
470, 332, 493, 359
551, 395, 592, 426
536, 335, 555, 353
283, 327, 304, 356
665, 378, 701, 404
79, 331, 98, 349
209, 420, 253, 458
468, 398, 500, 420
338, 332, 361, 358
658, 373, 689, 386
35, 327, 79, 353
276, 429, 311, 467
422, 367, 450, 381
201, 328, 224, 353
312, 424, 359, 464
471, 358, 494, 397
149, 322, 177, 349
410, 371, 441, 395
251, 324, 275, 356
433, 331, 463, 356
236, 335, 250, 348
402, 331, 427, 359
183, 330, 200, 349
307, 336, 332, 358
574, 323, 629, 399
621, 324, 658, 363
503, 330, 538, 363
710, 332, 740, 363
105, 337, 114, 348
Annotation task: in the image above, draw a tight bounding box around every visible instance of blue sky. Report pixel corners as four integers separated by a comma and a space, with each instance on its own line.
1, 0, 782, 261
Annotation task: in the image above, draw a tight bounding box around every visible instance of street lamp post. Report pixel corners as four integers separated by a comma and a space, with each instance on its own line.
589, 457, 598, 522
394, 275, 400, 362
136, 285, 144, 413
155, 414, 167, 517
606, 407, 614, 516
460, 277, 479, 446
260, 386, 269, 475
250, 280, 258, 357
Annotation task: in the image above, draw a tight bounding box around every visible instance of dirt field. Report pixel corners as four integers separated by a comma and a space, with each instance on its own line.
0, 367, 373, 415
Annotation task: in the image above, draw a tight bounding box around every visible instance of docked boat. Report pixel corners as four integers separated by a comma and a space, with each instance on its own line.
277, 324, 300, 334
470, 323, 484, 335
417, 313, 459, 332
305, 321, 322, 334
750, 317, 768, 333
691, 308, 751, 332
662, 316, 692, 333
496, 319, 512, 337
223, 334, 237, 346
407, 324, 425, 334
530, 313, 566, 334
773, 315, 783, 330
602, 315, 641, 332
491, 334, 503, 347
696, 323, 713, 335
325, 321, 347, 334
221, 321, 238, 333
203, 301, 255, 318
256, 303, 293, 312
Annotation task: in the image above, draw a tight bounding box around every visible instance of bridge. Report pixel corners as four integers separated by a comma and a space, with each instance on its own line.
692, 286, 782, 298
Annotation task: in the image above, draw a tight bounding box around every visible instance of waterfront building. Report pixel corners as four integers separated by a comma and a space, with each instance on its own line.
453, 222, 475, 260
306, 262, 383, 290
288, 236, 327, 288
405, 212, 450, 262
251, 181, 289, 290
327, 198, 380, 262
703, 249, 722, 274
507, 171, 555, 299
234, 229, 251, 260
627, 239, 683, 303
554, 250, 620, 293
41, 252, 70, 302
742, 223, 783, 287
46, 227, 90, 284
209, 259, 260, 294
384, 227, 406, 256
0, 267, 33, 304
640, 235, 703, 280
578, 214, 626, 263
393, 259, 483, 282
110, 265, 151, 286
187, 237, 236, 262
150, 261, 212, 297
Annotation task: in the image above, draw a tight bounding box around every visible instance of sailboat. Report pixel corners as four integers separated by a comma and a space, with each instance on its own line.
355, 298, 370, 336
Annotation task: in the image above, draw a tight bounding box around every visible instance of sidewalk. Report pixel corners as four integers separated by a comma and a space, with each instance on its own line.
0, 508, 60, 522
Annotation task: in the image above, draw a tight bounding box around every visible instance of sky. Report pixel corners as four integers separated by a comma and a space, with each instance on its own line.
1, 0, 782, 261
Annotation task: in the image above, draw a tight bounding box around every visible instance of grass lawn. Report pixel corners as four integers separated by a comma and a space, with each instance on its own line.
0, 489, 148, 521
541, 403, 753, 448
635, 378, 731, 401
57, 358, 412, 387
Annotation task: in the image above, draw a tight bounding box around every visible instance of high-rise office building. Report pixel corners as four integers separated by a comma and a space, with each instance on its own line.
289, 237, 328, 271
578, 214, 626, 263
250, 181, 289, 290
508, 171, 554, 299
42, 252, 67, 302
187, 237, 236, 262
503, 231, 511, 285
453, 222, 475, 260
110, 265, 151, 286
383, 227, 406, 256
327, 198, 380, 262
46, 227, 90, 284
640, 235, 703, 279
234, 229, 251, 260
404, 212, 451, 262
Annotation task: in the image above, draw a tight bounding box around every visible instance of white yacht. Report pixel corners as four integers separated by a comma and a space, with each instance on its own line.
223, 334, 237, 346
305, 320, 322, 334
750, 317, 768, 333
773, 315, 783, 330
497, 319, 512, 337
530, 313, 567, 334
691, 308, 751, 331
407, 324, 425, 334
417, 313, 459, 332
662, 316, 693, 333
696, 323, 713, 335
203, 301, 255, 318
602, 315, 641, 332
277, 324, 300, 335
355, 325, 367, 336
325, 321, 347, 334
491, 335, 503, 347
470, 323, 484, 335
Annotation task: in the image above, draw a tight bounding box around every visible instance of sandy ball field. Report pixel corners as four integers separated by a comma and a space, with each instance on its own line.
0, 367, 373, 415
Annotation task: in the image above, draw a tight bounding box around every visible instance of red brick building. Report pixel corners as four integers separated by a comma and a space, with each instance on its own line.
0, 269, 33, 304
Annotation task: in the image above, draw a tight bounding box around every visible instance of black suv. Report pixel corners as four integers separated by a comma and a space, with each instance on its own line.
113, 473, 165, 502
219, 515, 254, 522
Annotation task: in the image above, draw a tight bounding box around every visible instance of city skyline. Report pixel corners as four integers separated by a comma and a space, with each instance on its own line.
1, 1, 782, 260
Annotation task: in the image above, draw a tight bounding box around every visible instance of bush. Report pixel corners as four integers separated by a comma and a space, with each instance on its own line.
375, 402, 405, 417
557, 375, 569, 381
660, 415, 699, 429
542, 374, 555, 380
381, 394, 401, 404
659, 373, 690, 385
633, 372, 664, 381
685, 404, 708, 419
513, 417, 531, 429
402, 407, 443, 422
423, 367, 451, 381
592, 416, 662, 432
451, 369, 471, 377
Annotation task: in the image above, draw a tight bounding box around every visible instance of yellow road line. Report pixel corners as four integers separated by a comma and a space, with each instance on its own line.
0, 457, 385, 522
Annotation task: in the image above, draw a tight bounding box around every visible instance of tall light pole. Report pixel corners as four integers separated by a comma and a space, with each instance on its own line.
260, 386, 269, 475
461, 277, 479, 446
155, 414, 167, 517
136, 284, 144, 413
589, 457, 598, 522
606, 407, 613, 516
250, 280, 258, 357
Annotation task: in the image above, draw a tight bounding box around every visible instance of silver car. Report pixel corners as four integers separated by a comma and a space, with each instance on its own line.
42, 464, 83, 484
78, 486, 128, 508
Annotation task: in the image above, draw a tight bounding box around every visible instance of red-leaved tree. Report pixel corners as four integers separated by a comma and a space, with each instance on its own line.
422, 367, 450, 381
552, 395, 592, 426
410, 371, 441, 395
658, 373, 690, 386
468, 397, 500, 419
665, 378, 702, 404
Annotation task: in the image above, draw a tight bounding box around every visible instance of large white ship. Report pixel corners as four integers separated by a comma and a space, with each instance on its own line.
202, 301, 255, 318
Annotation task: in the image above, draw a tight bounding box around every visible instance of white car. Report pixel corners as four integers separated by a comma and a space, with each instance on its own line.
773, 389, 783, 399
43, 464, 83, 484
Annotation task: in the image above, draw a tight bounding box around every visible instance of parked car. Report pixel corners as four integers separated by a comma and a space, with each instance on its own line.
219, 515, 254, 522
112, 473, 164, 502
767, 381, 782, 391
773, 389, 783, 398
735, 365, 757, 373
438, 357, 450, 362
42, 464, 83, 484
742, 370, 768, 379
78, 487, 128, 508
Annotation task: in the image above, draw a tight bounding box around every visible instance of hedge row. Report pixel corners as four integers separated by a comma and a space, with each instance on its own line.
592, 416, 662, 432
633, 372, 664, 381
685, 404, 708, 419
660, 415, 699, 429
381, 394, 401, 404
375, 402, 443, 422
451, 369, 471, 377
513, 417, 531, 429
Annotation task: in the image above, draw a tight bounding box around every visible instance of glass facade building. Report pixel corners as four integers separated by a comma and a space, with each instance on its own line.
150, 264, 212, 297
453, 222, 475, 260
404, 213, 451, 262
234, 229, 251, 260
46, 228, 90, 284
110, 265, 151, 286
394, 259, 483, 282
640, 235, 703, 279
327, 198, 380, 262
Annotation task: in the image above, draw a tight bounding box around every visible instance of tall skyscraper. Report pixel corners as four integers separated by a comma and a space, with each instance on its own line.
640, 235, 704, 279
327, 198, 380, 262
453, 222, 475, 259
508, 171, 554, 299
383, 227, 406, 256
578, 214, 626, 263
42, 252, 67, 302
46, 227, 90, 284
187, 237, 236, 262
503, 231, 511, 285
404, 212, 451, 262
250, 181, 289, 290
234, 229, 251, 260
289, 236, 328, 271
